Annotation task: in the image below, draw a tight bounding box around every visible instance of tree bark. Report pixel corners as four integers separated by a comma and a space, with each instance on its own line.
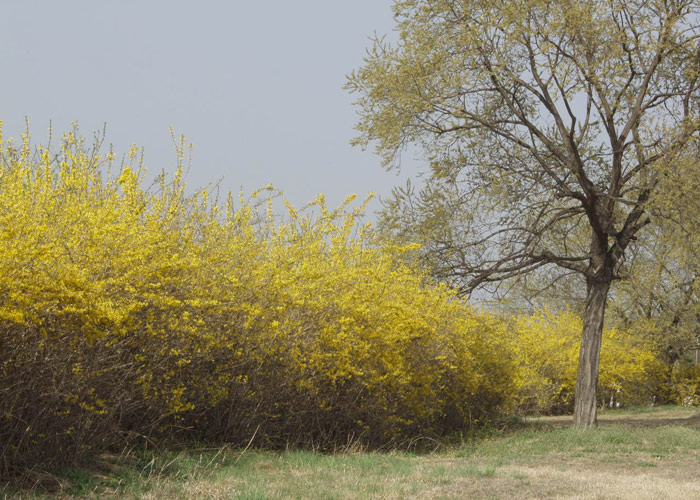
573, 277, 611, 428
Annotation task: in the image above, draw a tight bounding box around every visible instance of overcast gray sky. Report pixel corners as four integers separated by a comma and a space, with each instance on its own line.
1, 0, 420, 215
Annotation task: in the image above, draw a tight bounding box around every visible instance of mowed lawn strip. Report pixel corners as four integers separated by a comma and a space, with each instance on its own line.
3, 406, 699, 500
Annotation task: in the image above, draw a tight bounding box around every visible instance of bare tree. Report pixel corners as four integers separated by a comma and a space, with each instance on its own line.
347, 0, 700, 427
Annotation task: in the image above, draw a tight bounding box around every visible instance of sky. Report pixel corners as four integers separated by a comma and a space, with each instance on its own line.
0, 0, 420, 216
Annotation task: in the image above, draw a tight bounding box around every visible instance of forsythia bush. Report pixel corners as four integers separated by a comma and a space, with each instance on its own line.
0, 126, 517, 476
669, 364, 700, 406
510, 310, 663, 414
617, 317, 700, 406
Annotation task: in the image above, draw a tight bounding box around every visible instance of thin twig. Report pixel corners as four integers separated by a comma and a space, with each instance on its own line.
234, 425, 260, 464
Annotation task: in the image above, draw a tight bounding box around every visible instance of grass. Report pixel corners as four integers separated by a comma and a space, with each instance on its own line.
2, 405, 699, 500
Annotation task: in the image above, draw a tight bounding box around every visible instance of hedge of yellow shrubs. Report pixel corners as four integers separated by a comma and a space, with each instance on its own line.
0, 127, 519, 475
0, 126, 692, 477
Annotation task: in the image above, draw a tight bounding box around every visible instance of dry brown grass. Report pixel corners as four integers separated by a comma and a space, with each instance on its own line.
119, 448, 700, 500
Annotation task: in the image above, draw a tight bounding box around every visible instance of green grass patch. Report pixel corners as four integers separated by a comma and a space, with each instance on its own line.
457, 424, 700, 462
599, 404, 683, 415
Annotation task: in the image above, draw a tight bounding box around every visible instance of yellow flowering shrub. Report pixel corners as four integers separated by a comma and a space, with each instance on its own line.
668, 364, 700, 406
0, 125, 516, 475
616, 317, 700, 406
509, 310, 661, 414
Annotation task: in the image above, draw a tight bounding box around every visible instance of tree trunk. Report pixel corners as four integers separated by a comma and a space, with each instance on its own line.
573, 277, 611, 428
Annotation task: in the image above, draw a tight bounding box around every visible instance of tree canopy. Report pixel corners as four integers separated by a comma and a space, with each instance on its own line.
348, 0, 700, 427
